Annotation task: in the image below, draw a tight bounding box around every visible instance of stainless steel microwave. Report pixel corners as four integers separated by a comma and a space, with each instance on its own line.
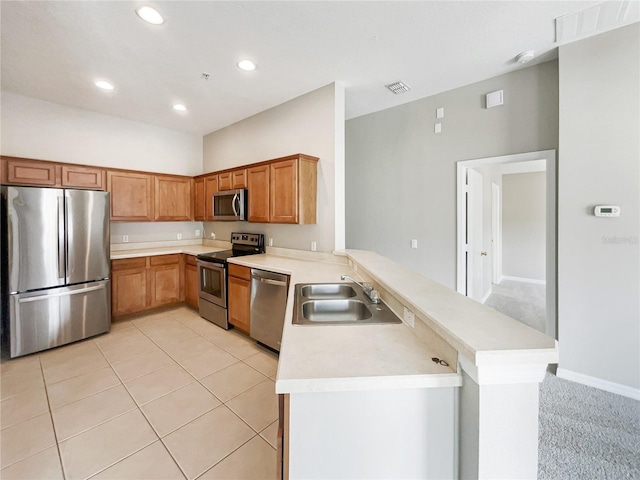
212, 189, 247, 221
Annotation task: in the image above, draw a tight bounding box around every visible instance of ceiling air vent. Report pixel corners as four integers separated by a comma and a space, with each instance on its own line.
385, 81, 411, 94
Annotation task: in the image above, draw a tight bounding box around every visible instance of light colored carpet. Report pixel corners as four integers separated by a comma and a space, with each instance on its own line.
538, 373, 640, 479
485, 279, 546, 333
485, 281, 640, 479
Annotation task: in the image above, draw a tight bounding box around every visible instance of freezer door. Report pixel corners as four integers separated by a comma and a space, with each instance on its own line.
9, 280, 111, 358
4, 186, 66, 293
66, 189, 110, 285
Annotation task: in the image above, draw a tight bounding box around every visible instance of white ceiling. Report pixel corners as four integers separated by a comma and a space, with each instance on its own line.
2, 1, 637, 136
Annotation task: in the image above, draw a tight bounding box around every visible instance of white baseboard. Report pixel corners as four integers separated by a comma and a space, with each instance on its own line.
500, 275, 546, 285
556, 368, 640, 400
480, 288, 492, 304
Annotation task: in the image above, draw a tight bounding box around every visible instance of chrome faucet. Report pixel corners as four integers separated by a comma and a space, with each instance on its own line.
341, 275, 380, 304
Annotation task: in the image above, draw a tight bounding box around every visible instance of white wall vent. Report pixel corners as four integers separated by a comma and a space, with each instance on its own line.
385, 81, 411, 94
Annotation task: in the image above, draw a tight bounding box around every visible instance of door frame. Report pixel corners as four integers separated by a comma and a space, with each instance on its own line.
456, 149, 557, 338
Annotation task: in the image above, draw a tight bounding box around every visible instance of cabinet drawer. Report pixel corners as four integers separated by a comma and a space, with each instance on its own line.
229, 263, 251, 281
150, 254, 180, 266
112, 257, 147, 271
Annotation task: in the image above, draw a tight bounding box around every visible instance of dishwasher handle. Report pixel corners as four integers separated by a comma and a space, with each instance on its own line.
256, 277, 287, 287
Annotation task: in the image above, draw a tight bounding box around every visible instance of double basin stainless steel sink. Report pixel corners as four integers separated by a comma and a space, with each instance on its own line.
293, 283, 402, 325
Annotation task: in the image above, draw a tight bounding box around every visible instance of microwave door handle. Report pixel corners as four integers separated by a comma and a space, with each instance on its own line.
232, 193, 239, 217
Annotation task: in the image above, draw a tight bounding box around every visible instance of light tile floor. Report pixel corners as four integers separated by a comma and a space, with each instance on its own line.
0, 306, 279, 479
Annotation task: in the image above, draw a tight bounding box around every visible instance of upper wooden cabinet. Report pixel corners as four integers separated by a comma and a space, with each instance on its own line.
246, 155, 317, 224
7, 158, 57, 186
61, 165, 104, 190
218, 172, 232, 191
2, 157, 106, 190
194, 177, 205, 221
154, 175, 193, 221
232, 169, 247, 189
107, 171, 154, 221
204, 175, 218, 221
247, 165, 270, 223
218, 168, 247, 191
270, 156, 318, 224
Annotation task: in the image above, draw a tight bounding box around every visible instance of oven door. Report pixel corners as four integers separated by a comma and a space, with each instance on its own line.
197, 260, 227, 308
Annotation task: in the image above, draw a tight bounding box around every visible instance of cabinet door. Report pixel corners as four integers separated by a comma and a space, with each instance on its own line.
107, 171, 154, 221
228, 275, 251, 333
61, 165, 105, 190
111, 265, 148, 316
194, 178, 205, 221
204, 175, 219, 220
185, 261, 199, 309
149, 255, 181, 307
154, 175, 192, 221
247, 165, 270, 223
7, 159, 57, 186
232, 169, 247, 189
218, 172, 232, 191
270, 159, 298, 224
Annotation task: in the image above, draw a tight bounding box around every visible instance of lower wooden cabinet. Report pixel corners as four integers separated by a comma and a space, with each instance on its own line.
228, 264, 251, 333
149, 255, 181, 307
111, 254, 183, 318
111, 258, 148, 316
185, 255, 199, 309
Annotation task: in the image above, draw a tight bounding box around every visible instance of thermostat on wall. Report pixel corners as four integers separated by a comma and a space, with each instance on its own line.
594, 205, 620, 217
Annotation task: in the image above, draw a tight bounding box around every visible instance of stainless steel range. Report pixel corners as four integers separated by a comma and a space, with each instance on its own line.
197, 233, 264, 329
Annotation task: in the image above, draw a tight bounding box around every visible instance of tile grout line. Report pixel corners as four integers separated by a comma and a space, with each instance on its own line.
37, 353, 67, 480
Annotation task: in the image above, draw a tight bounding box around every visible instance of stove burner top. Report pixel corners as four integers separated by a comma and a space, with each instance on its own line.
196, 232, 265, 266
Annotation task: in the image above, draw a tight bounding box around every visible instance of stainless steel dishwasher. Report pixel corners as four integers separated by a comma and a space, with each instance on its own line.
250, 269, 290, 352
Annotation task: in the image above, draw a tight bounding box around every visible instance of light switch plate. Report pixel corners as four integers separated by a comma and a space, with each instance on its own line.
486, 90, 504, 108
411, 239, 418, 249
436, 107, 444, 118
435, 123, 442, 133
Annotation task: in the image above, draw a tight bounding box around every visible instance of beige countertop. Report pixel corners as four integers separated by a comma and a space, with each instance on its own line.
110, 244, 557, 394
228, 253, 462, 394
110, 245, 227, 260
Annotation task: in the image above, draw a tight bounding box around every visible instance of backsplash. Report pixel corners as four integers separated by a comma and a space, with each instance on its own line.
110, 222, 204, 245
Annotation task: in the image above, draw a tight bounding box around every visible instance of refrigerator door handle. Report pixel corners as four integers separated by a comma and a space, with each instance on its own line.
17, 283, 106, 303
57, 196, 66, 280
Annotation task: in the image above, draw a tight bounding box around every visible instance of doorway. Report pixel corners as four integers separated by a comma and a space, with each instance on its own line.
456, 150, 557, 338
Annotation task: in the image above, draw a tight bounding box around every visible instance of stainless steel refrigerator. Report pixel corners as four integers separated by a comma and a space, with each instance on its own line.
1, 186, 111, 358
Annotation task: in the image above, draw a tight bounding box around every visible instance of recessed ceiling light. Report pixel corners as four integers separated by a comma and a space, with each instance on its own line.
237, 60, 257, 71
173, 104, 187, 112
515, 50, 536, 64
95, 80, 114, 91
136, 6, 164, 25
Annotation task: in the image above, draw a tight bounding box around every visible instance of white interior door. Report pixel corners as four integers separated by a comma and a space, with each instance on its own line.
466, 169, 484, 301
491, 183, 501, 284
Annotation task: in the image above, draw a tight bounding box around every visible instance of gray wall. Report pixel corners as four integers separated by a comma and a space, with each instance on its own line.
345, 61, 559, 289
502, 172, 546, 281
558, 23, 639, 391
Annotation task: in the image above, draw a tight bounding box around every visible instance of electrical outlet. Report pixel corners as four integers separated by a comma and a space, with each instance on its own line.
311, 241, 317, 251
195, 229, 200, 237
210, 232, 215, 239
436, 107, 444, 118
177, 233, 182, 240
434, 123, 442, 133
269, 238, 273, 247
122, 235, 129, 243
403, 307, 415, 328
411, 239, 418, 249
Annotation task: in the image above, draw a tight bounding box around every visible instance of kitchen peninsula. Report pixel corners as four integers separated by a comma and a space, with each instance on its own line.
229, 247, 558, 479
108, 241, 556, 478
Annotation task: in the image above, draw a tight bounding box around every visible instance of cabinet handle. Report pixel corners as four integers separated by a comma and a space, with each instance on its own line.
481, 251, 488, 256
